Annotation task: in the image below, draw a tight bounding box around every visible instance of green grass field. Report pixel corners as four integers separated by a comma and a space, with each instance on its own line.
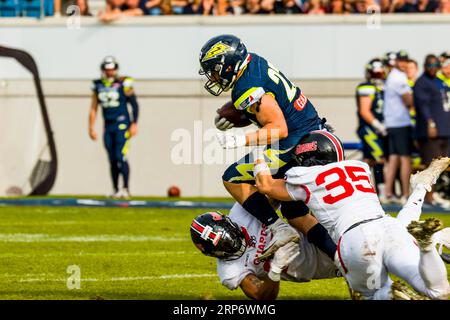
0, 204, 448, 300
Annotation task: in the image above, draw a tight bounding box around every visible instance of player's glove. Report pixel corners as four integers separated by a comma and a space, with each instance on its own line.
371, 119, 388, 137
215, 114, 234, 131
216, 132, 246, 149
268, 242, 300, 282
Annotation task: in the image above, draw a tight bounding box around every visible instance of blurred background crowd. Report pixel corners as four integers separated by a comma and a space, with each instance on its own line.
1, 0, 449, 18
356, 50, 450, 208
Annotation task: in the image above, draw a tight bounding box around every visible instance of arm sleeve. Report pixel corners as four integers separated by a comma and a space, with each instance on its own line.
233, 87, 266, 110
127, 94, 139, 123
217, 260, 253, 290
393, 75, 413, 96
285, 182, 308, 201
413, 80, 433, 121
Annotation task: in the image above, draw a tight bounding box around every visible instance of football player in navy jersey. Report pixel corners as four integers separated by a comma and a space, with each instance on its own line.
198, 34, 336, 262
356, 58, 387, 197
89, 56, 139, 199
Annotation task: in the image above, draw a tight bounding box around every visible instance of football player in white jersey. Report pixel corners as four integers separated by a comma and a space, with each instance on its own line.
252, 130, 450, 300
190, 204, 340, 300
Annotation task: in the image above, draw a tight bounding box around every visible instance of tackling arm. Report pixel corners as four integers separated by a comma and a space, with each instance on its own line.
254, 159, 292, 201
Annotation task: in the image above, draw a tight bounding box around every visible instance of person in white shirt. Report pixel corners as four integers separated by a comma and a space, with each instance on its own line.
252, 130, 450, 300
382, 50, 415, 204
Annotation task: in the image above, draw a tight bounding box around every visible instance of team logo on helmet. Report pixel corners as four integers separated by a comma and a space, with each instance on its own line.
201, 42, 232, 62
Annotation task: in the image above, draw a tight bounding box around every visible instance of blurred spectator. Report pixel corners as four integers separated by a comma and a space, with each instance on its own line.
274, 0, 302, 13
328, 0, 345, 13
99, 0, 147, 21
416, 0, 439, 11
437, 0, 450, 12
77, 0, 92, 15
380, 0, 391, 11
354, 0, 366, 12
389, 0, 417, 12
413, 54, 450, 205
406, 59, 418, 86
145, 0, 163, 15
305, 0, 327, 13
245, 0, 265, 13
170, 0, 194, 14
196, 0, 233, 14
383, 50, 414, 204
229, 0, 246, 14
260, 0, 276, 12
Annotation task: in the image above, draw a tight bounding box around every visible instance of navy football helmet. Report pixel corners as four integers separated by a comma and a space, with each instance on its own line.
190, 211, 247, 261
365, 58, 386, 80
199, 34, 248, 96
293, 130, 345, 167
101, 56, 119, 71
382, 51, 397, 68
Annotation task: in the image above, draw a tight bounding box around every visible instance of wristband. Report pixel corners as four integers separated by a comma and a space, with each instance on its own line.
253, 163, 270, 176
268, 269, 281, 282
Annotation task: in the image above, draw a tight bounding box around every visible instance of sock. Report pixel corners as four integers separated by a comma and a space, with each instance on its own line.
396, 186, 426, 228
306, 223, 337, 260
419, 247, 450, 295
110, 161, 120, 192
242, 192, 279, 226
374, 163, 385, 195
280, 201, 309, 219
118, 160, 130, 189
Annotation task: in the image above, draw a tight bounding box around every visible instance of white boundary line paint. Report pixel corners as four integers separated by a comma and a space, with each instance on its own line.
19, 273, 216, 283
0, 251, 190, 258
0, 234, 185, 242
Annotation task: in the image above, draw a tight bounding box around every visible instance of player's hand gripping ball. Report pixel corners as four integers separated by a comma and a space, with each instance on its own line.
215, 101, 251, 131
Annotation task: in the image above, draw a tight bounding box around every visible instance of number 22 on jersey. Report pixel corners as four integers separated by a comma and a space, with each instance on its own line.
267, 62, 297, 102
315, 166, 376, 205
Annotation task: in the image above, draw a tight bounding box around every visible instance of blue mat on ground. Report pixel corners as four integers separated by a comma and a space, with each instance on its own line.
0, 198, 449, 214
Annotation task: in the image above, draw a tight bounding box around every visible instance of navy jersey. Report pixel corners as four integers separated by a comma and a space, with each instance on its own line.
231, 53, 321, 137
91, 76, 135, 127
355, 80, 384, 129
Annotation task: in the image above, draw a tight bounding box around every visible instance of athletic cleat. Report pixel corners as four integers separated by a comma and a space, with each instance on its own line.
410, 157, 450, 192
257, 219, 300, 262
391, 280, 430, 300
120, 188, 131, 199
407, 218, 444, 250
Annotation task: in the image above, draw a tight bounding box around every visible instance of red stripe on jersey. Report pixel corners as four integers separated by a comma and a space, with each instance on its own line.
317, 131, 344, 162
300, 185, 311, 204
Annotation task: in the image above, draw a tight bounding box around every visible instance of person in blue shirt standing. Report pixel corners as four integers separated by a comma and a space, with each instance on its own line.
89, 56, 139, 199
413, 54, 450, 206
198, 35, 337, 262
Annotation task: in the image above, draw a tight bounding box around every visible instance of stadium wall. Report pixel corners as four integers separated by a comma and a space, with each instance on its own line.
0, 16, 448, 196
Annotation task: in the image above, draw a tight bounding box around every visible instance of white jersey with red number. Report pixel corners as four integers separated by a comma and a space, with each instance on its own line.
285, 160, 387, 243
217, 203, 338, 290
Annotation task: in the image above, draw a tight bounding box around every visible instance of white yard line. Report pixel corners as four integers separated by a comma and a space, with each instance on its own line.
0, 234, 185, 242
0, 251, 189, 258
19, 273, 216, 283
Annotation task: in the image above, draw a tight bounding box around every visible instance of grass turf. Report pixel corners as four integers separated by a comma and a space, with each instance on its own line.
0, 205, 448, 300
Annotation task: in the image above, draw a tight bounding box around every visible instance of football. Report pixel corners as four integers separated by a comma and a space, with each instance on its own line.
167, 185, 181, 197
217, 101, 252, 128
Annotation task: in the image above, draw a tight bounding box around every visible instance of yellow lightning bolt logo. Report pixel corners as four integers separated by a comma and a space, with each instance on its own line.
229, 148, 291, 182
364, 128, 383, 162
201, 42, 232, 62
